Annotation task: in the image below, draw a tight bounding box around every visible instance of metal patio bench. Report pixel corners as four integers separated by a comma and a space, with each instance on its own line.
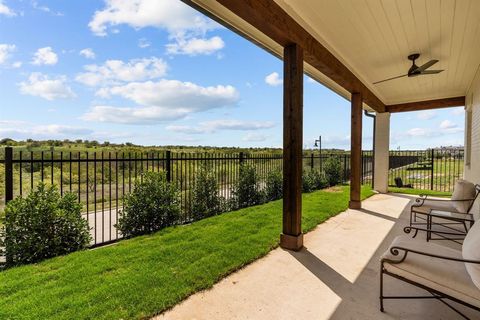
409, 181, 480, 242
380, 222, 480, 319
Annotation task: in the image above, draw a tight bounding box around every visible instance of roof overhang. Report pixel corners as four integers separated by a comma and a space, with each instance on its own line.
184, 0, 477, 113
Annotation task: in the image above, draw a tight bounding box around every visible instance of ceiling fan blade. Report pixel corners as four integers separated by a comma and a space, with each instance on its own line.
373, 74, 407, 84
414, 59, 439, 73
419, 69, 444, 75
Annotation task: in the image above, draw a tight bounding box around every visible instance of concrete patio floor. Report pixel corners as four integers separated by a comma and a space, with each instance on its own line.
156, 193, 476, 320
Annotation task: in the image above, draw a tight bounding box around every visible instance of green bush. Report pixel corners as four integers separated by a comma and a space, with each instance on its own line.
191, 165, 224, 220
0, 184, 91, 267
302, 170, 316, 193
302, 169, 328, 193
324, 157, 343, 186
230, 163, 264, 209
312, 170, 328, 190
265, 169, 283, 201
116, 172, 180, 237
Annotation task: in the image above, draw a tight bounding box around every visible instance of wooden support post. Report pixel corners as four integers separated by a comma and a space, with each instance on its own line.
349, 92, 363, 209
281, 43, 304, 251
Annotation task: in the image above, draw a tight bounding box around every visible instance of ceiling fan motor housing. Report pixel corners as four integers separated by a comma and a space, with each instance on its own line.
407, 53, 421, 77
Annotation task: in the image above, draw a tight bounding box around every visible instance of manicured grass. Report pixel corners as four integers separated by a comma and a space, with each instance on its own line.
0, 185, 373, 320
389, 187, 451, 198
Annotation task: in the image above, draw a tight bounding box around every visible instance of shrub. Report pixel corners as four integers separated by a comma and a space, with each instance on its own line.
324, 157, 343, 186
230, 163, 264, 209
312, 170, 328, 190
302, 169, 328, 193
0, 184, 91, 267
191, 165, 224, 220
265, 169, 283, 201
302, 170, 316, 193
116, 172, 180, 237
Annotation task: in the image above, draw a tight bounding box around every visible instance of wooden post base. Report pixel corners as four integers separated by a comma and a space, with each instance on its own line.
280, 233, 304, 251
349, 200, 361, 209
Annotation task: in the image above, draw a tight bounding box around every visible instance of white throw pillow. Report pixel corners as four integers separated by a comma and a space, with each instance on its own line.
463, 221, 480, 289
451, 179, 476, 213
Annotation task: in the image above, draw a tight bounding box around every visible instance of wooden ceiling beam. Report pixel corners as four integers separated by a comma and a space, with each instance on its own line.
386, 96, 465, 113
206, 0, 386, 112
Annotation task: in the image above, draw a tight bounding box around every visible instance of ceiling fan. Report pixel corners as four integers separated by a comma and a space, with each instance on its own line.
373, 53, 444, 84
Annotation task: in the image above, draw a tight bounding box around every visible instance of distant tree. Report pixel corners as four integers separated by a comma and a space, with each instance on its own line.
0, 138, 16, 146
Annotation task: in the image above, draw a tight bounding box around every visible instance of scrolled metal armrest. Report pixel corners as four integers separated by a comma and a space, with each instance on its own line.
412, 197, 475, 208
403, 226, 467, 237
385, 245, 480, 265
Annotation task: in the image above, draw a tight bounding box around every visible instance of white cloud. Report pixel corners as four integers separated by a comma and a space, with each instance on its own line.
0, 43, 15, 64
138, 37, 151, 48
79, 48, 96, 59
89, 0, 218, 37
89, 0, 224, 56
439, 120, 457, 129
166, 36, 224, 56
0, 1, 15, 16
31, 1, 63, 16
82, 80, 239, 124
97, 79, 238, 111
82, 106, 187, 124
76, 57, 167, 86
32, 47, 58, 65
402, 122, 464, 139
12, 61, 22, 68
416, 110, 436, 120
242, 132, 268, 142
406, 128, 430, 137
19, 73, 76, 100
0, 122, 134, 142
165, 125, 206, 134
166, 119, 275, 134
265, 72, 282, 86
0, 124, 93, 140
451, 108, 464, 116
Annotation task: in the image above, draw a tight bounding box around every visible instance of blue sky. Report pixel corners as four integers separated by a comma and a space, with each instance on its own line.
0, 0, 465, 150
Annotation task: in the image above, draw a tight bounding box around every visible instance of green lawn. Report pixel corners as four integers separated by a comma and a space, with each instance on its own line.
389, 187, 451, 198
0, 185, 373, 320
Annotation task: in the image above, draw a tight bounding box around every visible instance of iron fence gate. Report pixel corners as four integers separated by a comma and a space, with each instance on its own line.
388, 149, 464, 192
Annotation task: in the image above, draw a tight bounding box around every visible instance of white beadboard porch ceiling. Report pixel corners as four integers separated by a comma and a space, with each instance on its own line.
274, 0, 480, 105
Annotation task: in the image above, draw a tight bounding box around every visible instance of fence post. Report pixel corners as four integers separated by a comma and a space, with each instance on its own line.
430, 149, 434, 190
343, 154, 348, 183
5, 146, 13, 204
310, 153, 314, 170
239, 152, 244, 165
166, 150, 172, 182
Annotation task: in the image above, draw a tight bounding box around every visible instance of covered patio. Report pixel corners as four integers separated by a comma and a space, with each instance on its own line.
157, 192, 476, 319
171, 0, 480, 318
183, 0, 476, 252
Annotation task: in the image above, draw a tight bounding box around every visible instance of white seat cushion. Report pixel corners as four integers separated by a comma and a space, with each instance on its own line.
452, 179, 476, 213
412, 199, 459, 215
463, 221, 480, 290
382, 235, 480, 308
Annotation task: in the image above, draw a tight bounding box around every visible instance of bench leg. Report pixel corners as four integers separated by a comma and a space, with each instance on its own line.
380, 265, 385, 312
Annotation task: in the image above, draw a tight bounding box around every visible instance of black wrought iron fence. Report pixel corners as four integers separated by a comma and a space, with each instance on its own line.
388, 149, 464, 192
1, 147, 373, 247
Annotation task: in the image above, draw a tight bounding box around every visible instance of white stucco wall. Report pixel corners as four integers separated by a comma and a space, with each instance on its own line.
374, 112, 390, 193
465, 69, 480, 214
